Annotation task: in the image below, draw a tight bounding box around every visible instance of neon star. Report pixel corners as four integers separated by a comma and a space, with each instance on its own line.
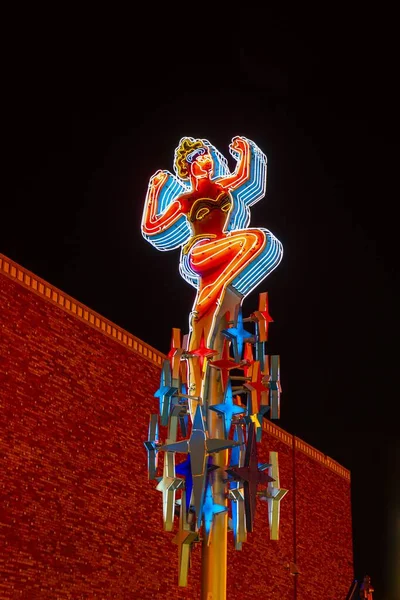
209, 339, 240, 390
160, 405, 238, 529
252, 291, 274, 342
209, 380, 246, 438
222, 308, 253, 362
202, 483, 227, 543
189, 330, 218, 371
226, 422, 274, 532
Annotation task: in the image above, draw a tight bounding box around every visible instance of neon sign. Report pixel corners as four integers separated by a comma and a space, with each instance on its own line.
142, 136, 283, 360
142, 136, 285, 594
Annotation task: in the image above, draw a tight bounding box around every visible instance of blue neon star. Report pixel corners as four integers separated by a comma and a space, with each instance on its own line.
222, 308, 253, 361
209, 380, 246, 438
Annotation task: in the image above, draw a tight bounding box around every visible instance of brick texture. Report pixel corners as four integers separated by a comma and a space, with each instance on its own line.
0, 255, 353, 599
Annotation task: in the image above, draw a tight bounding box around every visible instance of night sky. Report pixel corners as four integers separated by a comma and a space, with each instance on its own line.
3, 23, 398, 599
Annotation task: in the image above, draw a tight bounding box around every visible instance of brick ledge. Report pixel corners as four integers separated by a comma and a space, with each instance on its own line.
0, 253, 165, 367
263, 420, 351, 481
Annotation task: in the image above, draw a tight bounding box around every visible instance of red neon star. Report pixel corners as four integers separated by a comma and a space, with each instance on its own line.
209, 339, 240, 389
189, 330, 218, 370
252, 292, 274, 341
258, 292, 274, 323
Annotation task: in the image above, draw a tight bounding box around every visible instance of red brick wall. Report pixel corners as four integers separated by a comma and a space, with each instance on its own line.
0, 255, 353, 599
226, 433, 295, 599
295, 448, 354, 599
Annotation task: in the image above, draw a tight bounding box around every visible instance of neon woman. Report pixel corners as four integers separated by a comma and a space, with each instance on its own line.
142, 136, 283, 394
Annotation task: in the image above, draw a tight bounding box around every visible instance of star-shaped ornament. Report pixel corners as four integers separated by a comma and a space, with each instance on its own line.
188, 330, 217, 371
202, 483, 227, 545
209, 380, 246, 438
222, 308, 253, 362
160, 405, 238, 529
251, 292, 274, 342
209, 339, 240, 390
226, 422, 274, 532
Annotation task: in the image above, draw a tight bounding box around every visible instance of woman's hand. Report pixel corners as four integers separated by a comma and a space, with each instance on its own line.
230, 136, 249, 154
149, 169, 167, 187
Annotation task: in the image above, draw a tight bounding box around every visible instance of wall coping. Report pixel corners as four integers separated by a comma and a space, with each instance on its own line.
263, 420, 351, 480
0, 253, 165, 367
0, 253, 350, 481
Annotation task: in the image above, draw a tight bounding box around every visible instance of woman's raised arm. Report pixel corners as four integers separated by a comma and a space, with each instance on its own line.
141, 170, 191, 251
217, 136, 267, 208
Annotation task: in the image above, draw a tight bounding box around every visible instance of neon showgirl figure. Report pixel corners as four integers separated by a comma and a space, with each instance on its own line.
142, 136, 283, 402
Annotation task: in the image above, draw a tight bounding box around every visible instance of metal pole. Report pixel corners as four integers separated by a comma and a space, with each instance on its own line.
200, 288, 242, 600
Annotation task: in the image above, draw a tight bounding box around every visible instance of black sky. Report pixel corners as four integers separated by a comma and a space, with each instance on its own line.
2, 19, 399, 599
